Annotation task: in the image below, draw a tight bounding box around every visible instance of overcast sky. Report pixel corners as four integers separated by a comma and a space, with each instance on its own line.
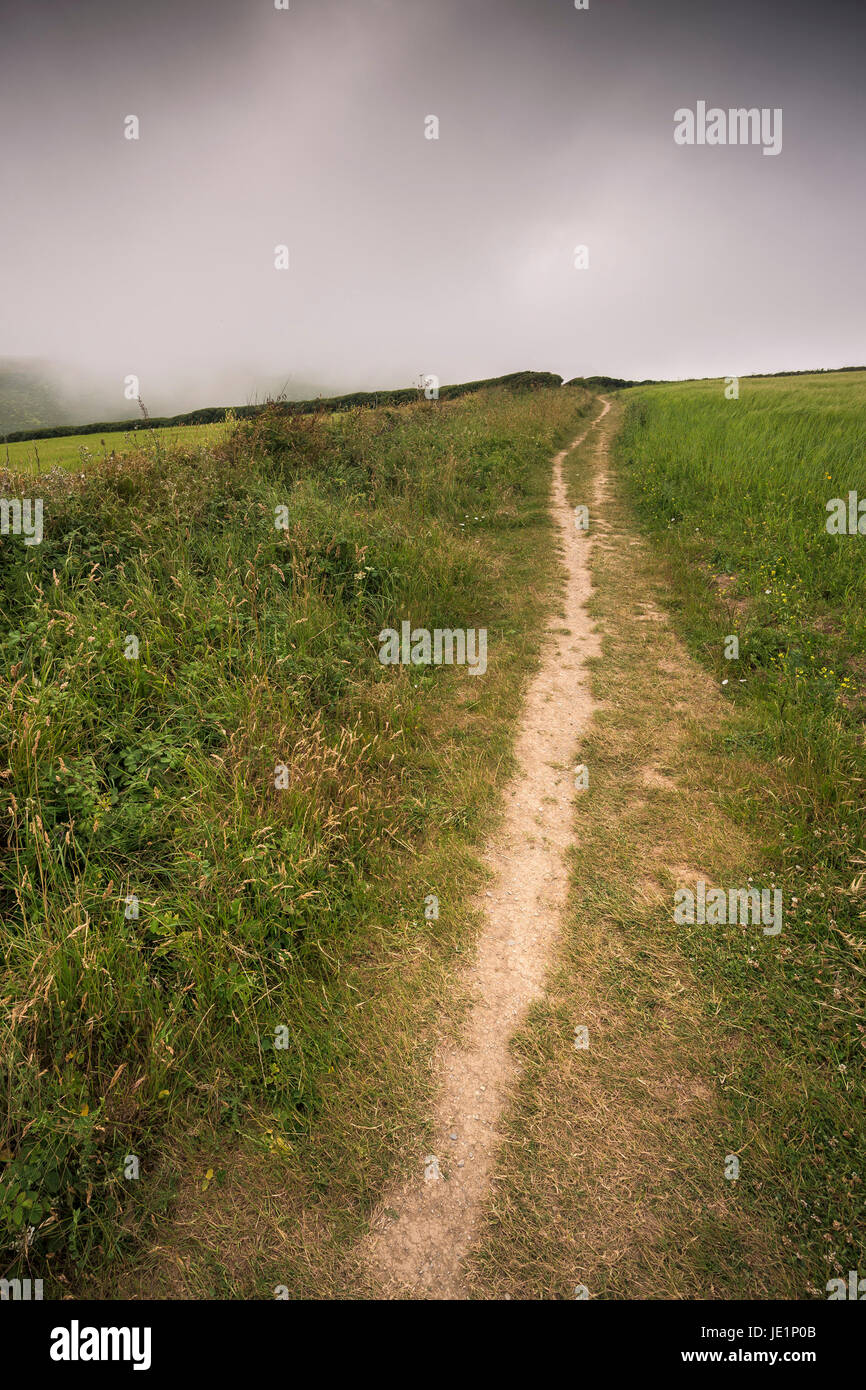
1, 0, 864, 411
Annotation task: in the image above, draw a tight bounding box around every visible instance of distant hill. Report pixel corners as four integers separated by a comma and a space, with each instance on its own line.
745, 365, 866, 379
0, 360, 343, 442
0, 359, 72, 434
563, 374, 658, 390
1, 370, 566, 444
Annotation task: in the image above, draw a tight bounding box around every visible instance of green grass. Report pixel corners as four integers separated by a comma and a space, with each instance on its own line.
0, 382, 592, 1292
617, 369, 866, 876
467, 386, 864, 1299
613, 370, 866, 1290
619, 370, 866, 689
2, 421, 231, 473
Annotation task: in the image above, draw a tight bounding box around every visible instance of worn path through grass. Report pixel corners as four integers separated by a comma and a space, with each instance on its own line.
361, 400, 611, 1296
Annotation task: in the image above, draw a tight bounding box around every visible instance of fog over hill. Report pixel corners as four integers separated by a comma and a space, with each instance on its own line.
0, 358, 338, 436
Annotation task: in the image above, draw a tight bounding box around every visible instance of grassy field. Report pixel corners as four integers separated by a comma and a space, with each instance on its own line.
0, 381, 592, 1294
465, 373, 865, 1298
2, 420, 231, 473
615, 373, 866, 1292
2, 369, 862, 1300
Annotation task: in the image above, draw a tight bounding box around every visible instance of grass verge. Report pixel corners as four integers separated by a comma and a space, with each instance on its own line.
0, 382, 592, 1296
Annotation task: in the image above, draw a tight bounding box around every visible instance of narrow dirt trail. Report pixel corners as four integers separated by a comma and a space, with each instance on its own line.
362, 397, 613, 1298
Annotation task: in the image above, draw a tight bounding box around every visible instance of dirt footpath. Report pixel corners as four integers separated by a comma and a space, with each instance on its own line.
361, 398, 613, 1297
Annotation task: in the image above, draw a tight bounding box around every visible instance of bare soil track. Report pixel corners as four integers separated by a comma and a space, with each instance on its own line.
362, 397, 613, 1297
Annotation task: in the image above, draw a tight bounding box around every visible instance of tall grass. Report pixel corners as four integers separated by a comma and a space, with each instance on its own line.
0, 383, 591, 1284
